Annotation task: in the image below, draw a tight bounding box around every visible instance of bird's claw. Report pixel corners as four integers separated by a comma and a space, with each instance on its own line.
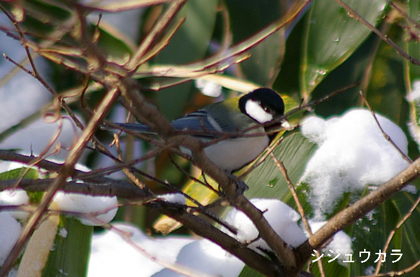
229, 174, 248, 195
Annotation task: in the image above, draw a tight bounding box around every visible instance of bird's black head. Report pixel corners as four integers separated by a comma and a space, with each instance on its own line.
239, 88, 285, 124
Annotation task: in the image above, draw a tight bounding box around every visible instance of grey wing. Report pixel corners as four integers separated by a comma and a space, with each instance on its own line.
110, 110, 222, 138
171, 110, 223, 138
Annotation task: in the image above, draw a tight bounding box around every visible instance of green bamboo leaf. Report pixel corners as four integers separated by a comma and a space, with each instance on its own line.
238, 133, 316, 275
185, 0, 309, 78
347, 190, 420, 276
18, 214, 59, 276
310, 257, 349, 277
16, 0, 71, 28
81, 0, 175, 13
406, 0, 420, 81
225, 0, 286, 86
243, 132, 317, 204
405, 0, 420, 156
96, 25, 135, 63
0, 167, 38, 181
43, 217, 93, 276
135, 1, 309, 78
151, 0, 218, 120
239, 266, 264, 277
301, 0, 387, 96
240, 28, 285, 86
309, 33, 380, 117
365, 38, 408, 126
1, 166, 42, 203
136, 17, 185, 65
273, 15, 306, 97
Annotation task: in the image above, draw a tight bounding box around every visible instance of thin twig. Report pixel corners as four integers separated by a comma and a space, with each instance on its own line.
217, 0, 233, 54
0, 5, 38, 76
362, 259, 420, 277
0, 14, 116, 167
335, 0, 420, 66
374, 193, 420, 274
357, 17, 389, 106
237, 136, 283, 179
0, 85, 121, 275
125, 0, 187, 72
387, 0, 420, 29
276, 82, 360, 128
169, 154, 220, 195
270, 154, 326, 277
113, 133, 147, 190
270, 154, 311, 233
359, 90, 412, 163
109, 223, 215, 277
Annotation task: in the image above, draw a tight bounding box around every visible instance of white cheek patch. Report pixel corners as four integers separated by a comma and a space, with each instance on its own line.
245, 100, 273, 123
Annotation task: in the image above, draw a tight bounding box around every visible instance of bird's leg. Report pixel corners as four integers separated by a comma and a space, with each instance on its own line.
229, 173, 249, 194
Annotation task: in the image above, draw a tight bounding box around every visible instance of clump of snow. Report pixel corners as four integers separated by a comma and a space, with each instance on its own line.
0, 161, 31, 221
89, 223, 242, 277
157, 193, 186, 205
154, 239, 244, 277
407, 121, 420, 150
223, 198, 307, 250
195, 78, 222, 97
0, 189, 30, 220
406, 80, 420, 149
52, 192, 118, 226
308, 221, 353, 266
88, 223, 194, 277
0, 161, 30, 175
364, 265, 376, 275
406, 80, 420, 103
0, 212, 22, 266
0, 190, 29, 206
299, 115, 327, 143
300, 109, 410, 219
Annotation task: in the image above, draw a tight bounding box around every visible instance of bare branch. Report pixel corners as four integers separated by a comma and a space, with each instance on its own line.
0, 178, 148, 200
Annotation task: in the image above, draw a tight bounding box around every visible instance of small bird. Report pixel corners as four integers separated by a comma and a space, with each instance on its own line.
112, 87, 285, 173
